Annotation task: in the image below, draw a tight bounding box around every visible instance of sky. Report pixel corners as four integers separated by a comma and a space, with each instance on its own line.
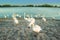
0, 0, 60, 5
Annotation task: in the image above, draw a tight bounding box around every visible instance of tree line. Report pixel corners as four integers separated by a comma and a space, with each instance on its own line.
0, 4, 60, 8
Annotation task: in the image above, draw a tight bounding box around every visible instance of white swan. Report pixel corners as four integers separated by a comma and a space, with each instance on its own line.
24, 17, 35, 27
25, 17, 42, 33
31, 24, 42, 33
24, 16, 42, 33
42, 17, 46, 22
4, 15, 7, 18
12, 14, 19, 25
24, 12, 35, 26
24, 13, 42, 33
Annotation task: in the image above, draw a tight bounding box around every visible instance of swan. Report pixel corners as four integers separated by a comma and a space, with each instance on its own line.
24, 16, 42, 33
4, 15, 7, 18
24, 17, 35, 27
24, 13, 42, 33
12, 14, 19, 25
42, 17, 46, 22
31, 24, 42, 33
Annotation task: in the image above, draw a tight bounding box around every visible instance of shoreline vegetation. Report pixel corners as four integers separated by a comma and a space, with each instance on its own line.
0, 4, 60, 8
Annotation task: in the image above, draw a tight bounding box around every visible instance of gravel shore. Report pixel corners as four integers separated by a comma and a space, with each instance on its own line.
0, 18, 60, 40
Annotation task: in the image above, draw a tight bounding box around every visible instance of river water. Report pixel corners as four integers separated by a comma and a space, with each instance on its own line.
0, 7, 60, 19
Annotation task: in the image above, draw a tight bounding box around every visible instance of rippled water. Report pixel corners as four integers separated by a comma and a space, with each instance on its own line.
0, 7, 60, 19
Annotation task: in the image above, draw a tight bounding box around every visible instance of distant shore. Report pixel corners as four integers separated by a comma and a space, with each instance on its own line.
0, 4, 60, 8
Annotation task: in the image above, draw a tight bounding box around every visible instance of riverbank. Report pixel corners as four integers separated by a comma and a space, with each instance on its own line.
0, 18, 60, 40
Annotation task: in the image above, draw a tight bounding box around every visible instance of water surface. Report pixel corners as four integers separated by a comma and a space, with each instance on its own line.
0, 7, 60, 19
